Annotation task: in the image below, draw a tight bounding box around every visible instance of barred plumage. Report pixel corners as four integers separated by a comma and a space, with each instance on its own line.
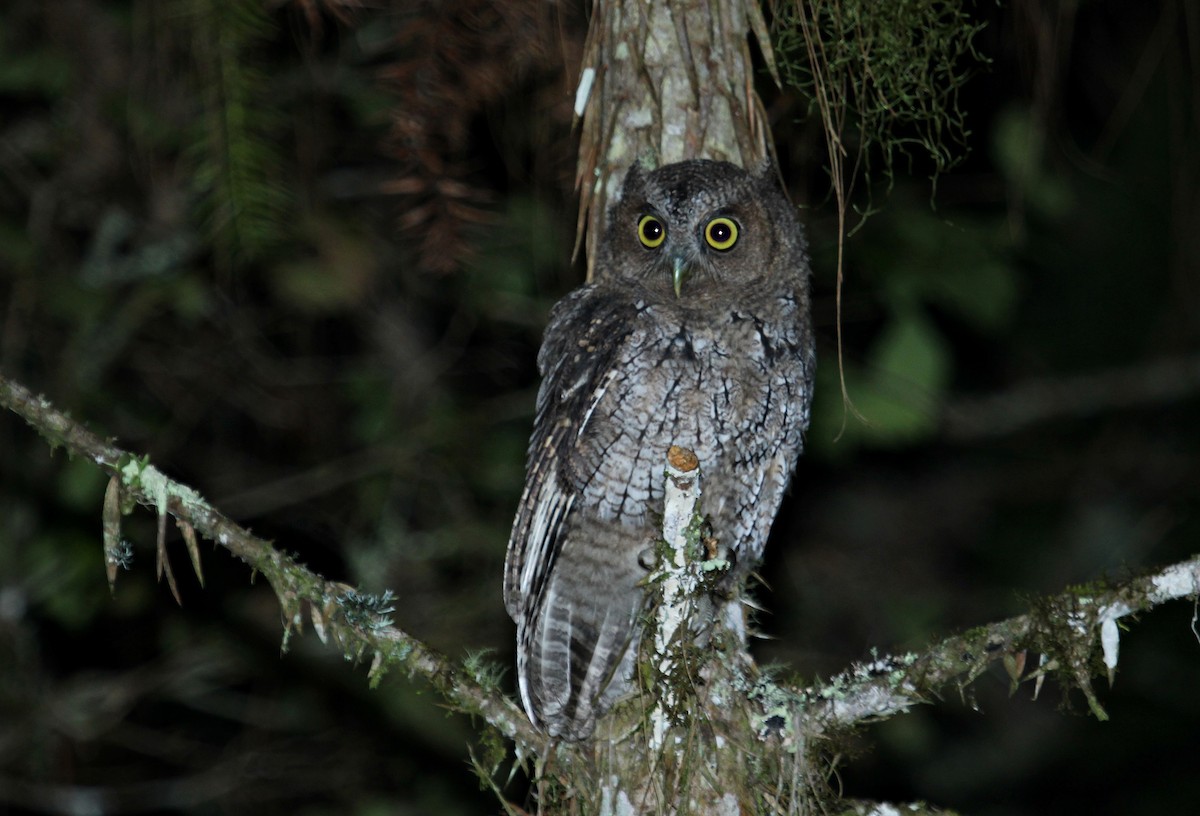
505, 159, 815, 740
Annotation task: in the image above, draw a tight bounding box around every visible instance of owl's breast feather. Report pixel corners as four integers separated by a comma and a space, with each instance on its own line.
572, 296, 806, 543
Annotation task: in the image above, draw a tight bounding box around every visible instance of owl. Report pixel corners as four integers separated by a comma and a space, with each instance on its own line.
504, 158, 815, 741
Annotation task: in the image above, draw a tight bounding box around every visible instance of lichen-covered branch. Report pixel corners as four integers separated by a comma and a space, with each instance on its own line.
785, 554, 1200, 737
838, 801, 963, 816
579, 445, 789, 815
6, 368, 1200, 812
648, 444, 706, 752
0, 371, 541, 751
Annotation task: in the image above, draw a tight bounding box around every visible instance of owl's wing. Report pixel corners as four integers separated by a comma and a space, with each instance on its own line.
503, 285, 651, 738
503, 285, 639, 621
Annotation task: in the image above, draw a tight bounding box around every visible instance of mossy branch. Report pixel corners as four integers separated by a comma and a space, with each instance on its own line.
4, 369, 1200, 812
788, 557, 1200, 736
0, 371, 541, 752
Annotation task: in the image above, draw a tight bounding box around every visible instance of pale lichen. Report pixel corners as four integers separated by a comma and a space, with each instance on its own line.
116, 454, 210, 518
1150, 561, 1200, 602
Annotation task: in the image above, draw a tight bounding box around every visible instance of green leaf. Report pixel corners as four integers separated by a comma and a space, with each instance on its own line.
993, 106, 1075, 220
0, 49, 71, 97
56, 456, 107, 512
861, 309, 949, 442
809, 309, 950, 455
874, 208, 1019, 332
872, 309, 950, 394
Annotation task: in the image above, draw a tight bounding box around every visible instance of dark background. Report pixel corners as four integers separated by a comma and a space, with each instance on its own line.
1, 1, 1197, 814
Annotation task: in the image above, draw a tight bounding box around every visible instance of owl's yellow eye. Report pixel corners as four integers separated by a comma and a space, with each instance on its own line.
704, 217, 739, 251
637, 215, 666, 248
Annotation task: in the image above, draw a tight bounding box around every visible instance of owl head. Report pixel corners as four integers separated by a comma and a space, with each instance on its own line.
596, 159, 808, 300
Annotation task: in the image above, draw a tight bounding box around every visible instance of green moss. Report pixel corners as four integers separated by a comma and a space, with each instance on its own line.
775, 0, 988, 192
114, 453, 209, 518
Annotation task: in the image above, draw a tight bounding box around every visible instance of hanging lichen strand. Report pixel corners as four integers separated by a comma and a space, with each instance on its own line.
776, 0, 987, 203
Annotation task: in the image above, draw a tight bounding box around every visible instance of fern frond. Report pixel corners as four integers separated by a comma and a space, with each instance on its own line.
180, 0, 292, 273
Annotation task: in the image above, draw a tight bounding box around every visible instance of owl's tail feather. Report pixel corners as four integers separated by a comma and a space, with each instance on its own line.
519, 575, 643, 741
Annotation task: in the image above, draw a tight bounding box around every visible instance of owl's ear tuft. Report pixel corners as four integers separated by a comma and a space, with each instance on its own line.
752, 155, 796, 210
752, 155, 784, 190
619, 162, 649, 199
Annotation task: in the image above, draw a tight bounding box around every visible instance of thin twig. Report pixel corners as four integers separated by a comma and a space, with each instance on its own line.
942, 353, 1200, 440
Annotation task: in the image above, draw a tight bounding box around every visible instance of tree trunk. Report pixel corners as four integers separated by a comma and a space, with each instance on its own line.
537, 4, 816, 813
575, 0, 776, 278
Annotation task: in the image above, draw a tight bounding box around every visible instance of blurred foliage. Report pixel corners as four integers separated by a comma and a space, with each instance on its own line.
808, 203, 1018, 452
1, 1, 1198, 815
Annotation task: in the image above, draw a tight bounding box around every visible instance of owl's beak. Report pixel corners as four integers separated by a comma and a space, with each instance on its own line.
671, 256, 689, 298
